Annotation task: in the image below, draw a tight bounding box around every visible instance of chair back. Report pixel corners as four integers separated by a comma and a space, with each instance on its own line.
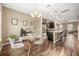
8, 38, 16, 48
46, 31, 53, 41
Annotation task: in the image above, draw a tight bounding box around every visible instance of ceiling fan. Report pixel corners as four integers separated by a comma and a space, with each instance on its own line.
46, 5, 70, 13
60, 9, 70, 13
53, 9, 70, 17
51, 9, 70, 22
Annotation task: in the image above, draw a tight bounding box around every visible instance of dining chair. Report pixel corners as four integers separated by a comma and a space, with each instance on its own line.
8, 38, 24, 49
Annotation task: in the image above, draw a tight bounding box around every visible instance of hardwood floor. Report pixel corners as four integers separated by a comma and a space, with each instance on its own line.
0, 39, 79, 56
0, 40, 49, 56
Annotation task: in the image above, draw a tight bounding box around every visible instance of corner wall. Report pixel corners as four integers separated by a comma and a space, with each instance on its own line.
2, 7, 42, 44
2, 7, 32, 43
0, 4, 2, 39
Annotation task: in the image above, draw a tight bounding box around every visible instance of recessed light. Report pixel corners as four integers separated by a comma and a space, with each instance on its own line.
46, 5, 51, 8
30, 13, 34, 17
34, 12, 38, 15
38, 13, 42, 17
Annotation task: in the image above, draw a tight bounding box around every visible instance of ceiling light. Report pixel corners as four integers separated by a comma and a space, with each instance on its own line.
30, 13, 35, 17
34, 12, 38, 15
30, 12, 42, 18
46, 5, 51, 8
51, 13, 53, 15
38, 13, 42, 17
55, 16, 58, 18
59, 25, 63, 27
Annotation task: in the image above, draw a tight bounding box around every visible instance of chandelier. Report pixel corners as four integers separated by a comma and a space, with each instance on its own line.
30, 11, 42, 18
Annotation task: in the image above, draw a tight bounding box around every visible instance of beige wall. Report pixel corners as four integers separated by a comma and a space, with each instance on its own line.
62, 21, 78, 31
67, 22, 78, 31
78, 19, 79, 40
2, 7, 32, 43
0, 4, 2, 39
2, 7, 42, 43
62, 21, 78, 41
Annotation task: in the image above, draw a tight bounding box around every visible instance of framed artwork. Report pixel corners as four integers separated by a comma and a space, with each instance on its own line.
30, 21, 34, 25
68, 24, 73, 31
11, 18, 18, 25
23, 20, 28, 26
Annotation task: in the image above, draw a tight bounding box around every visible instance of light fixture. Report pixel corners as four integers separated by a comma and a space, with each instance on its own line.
46, 5, 51, 8
55, 16, 58, 18
34, 12, 38, 15
59, 25, 63, 28
38, 13, 42, 17
30, 13, 34, 17
30, 12, 42, 18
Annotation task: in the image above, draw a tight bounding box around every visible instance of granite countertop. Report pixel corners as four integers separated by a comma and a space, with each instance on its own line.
67, 30, 78, 37
67, 30, 77, 34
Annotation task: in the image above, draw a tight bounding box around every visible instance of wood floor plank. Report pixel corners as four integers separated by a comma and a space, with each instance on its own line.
0, 39, 78, 56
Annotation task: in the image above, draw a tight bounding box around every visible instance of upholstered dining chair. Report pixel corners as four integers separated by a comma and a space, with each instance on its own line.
8, 38, 24, 49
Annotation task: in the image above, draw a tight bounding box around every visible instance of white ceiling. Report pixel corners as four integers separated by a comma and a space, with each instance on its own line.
2, 3, 79, 23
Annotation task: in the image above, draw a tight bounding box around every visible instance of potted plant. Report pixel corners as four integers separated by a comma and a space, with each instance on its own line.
8, 34, 16, 45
